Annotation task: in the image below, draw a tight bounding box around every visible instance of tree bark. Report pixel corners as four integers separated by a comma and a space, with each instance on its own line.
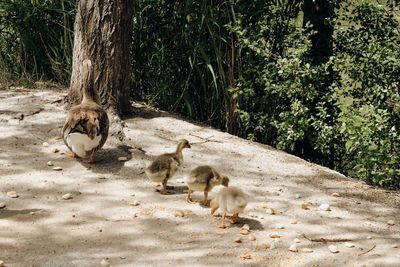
302, 0, 335, 64
67, 0, 134, 115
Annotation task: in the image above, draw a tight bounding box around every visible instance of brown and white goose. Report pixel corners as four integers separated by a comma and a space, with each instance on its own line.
62, 59, 109, 163
145, 139, 191, 194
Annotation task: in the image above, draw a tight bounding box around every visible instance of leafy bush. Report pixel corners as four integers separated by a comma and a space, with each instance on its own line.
231, 3, 339, 166
336, 1, 400, 188
0, 0, 75, 84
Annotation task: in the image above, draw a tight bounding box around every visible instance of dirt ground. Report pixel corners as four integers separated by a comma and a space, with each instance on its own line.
0, 86, 399, 267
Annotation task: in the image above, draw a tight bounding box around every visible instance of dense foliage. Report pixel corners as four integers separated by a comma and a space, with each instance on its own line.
0, 0, 74, 84
0, 0, 399, 188
336, 2, 400, 188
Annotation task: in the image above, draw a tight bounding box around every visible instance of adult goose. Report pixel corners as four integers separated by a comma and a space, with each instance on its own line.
62, 59, 109, 163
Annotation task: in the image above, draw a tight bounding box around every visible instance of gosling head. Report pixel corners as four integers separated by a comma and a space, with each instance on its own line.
179, 139, 191, 149
221, 176, 229, 187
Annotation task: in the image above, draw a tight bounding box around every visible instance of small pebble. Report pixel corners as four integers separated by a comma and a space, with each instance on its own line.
290, 220, 298, 224
47, 161, 54, 166
7, 191, 19, 198
0, 260, 4, 267
100, 259, 110, 266
259, 215, 264, 219
174, 210, 185, 217
270, 239, 280, 249
275, 223, 284, 229
96, 173, 106, 179
295, 194, 301, 199
241, 224, 251, 231
42, 142, 50, 147
345, 242, 355, 248
30, 211, 35, 215
387, 220, 395, 226
391, 244, 398, 248
118, 156, 127, 162
249, 234, 256, 241
332, 192, 341, 197
319, 203, 331, 211
329, 245, 339, 253
50, 147, 59, 153
288, 244, 298, 252
53, 166, 62, 171
62, 193, 72, 200
302, 247, 314, 253
294, 238, 301, 243
367, 236, 373, 239
0, 202, 6, 209
128, 200, 140, 206
239, 229, 249, 235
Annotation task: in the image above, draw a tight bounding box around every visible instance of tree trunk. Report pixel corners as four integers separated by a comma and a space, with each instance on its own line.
302, 0, 334, 64
67, 0, 134, 115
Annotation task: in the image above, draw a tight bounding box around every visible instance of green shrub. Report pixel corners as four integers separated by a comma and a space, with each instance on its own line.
231, 3, 339, 166
0, 0, 75, 84
336, 1, 400, 188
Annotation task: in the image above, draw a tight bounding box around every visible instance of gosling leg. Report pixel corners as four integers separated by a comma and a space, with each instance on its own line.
218, 212, 227, 229
203, 191, 208, 206
187, 189, 197, 203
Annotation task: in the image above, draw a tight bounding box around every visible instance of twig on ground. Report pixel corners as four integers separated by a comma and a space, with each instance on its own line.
189, 133, 222, 144
358, 244, 376, 256
302, 234, 352, 243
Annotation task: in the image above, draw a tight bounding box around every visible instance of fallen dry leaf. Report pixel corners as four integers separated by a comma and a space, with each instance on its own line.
269, 207, 275, 215
261, 243, 270, 249
54, 136, 63, 140
234, 237, 242, 243
301, 203, 309, 210
240, 252, 251, 260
